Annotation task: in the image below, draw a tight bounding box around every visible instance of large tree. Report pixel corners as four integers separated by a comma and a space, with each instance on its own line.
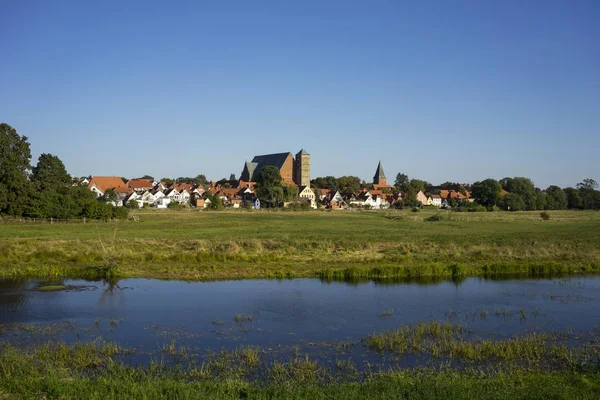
256, 165, 284, 207
0, 123, 32, 216
499, 177, 538, 210
471, 179, 502, 207
564, 187, 583, 209
337, 176, 361, 194
545, 186, 567, 210
394, 173, 409, 189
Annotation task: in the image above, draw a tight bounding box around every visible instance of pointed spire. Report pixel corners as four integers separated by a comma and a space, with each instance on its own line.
373, 161, 386, 181
296, 148, 310, 156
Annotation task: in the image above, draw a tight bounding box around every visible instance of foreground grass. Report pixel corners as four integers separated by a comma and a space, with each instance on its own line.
1, 335, 599, 399
1, 210, 599, 280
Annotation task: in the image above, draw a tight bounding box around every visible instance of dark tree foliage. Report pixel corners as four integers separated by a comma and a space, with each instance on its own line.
500, 177, 538, 211
0, 123, 32, 216
500, 193, 526, 211
337, 176, 361, 194
471, 179, 502, 207
311, 176, 339, 192
394, 173, 409, 188
545, 186, 568, 210
564, 187, 583, 209
256, 165, 284, 207
230, 173, 236, 181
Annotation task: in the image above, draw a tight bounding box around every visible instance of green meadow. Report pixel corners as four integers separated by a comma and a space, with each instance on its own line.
0, 209, 599, 280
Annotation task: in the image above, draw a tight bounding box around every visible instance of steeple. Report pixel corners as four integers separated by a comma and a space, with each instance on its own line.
373, 161, 386, 184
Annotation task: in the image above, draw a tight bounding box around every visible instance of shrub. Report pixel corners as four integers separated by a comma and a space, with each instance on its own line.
167, 202, 184, 210
425, 214, 443, 221
411, 207, 420, 213
540, 211, 551, 221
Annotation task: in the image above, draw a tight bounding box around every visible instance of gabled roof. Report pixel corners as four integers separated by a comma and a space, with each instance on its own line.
373, 161, 386, 181
88, 176, 131, 194
128, 179, 154, 189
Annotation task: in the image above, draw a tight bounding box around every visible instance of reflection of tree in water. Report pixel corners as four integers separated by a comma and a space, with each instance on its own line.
97, 277, 126, 308
0, 279, 29, 312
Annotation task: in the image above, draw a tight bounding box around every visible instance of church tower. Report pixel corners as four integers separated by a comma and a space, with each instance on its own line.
295, 149, 310, 187
373, 161, 387, 186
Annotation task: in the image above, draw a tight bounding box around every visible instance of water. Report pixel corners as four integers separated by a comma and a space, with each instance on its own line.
1, 276, 599, 365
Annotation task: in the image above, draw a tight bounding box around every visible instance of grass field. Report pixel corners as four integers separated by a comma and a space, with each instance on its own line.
0, 209, 599, 280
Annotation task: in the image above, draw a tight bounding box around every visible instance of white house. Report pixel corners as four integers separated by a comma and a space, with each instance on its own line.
179, 189, 191, 205
298, 186, 317, 209
431, 194, 442, 207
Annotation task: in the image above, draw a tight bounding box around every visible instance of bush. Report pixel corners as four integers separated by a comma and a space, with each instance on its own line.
540, 211, 551, 221
167, 202, 184, 210
425, 214, 443, 221
411, 207, 420, 213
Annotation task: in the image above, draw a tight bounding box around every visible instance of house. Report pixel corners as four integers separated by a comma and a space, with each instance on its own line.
127, 179, 155, 193
251, 197, 260, 209
431, 194, 442, 207
125, 192, 142, 207
298, 186, 316, 208
164, 189, 181, 203
178, 189, 191, 205
87, 176, 131, 198
416, 190, 428, 206
140, 190, 156, 206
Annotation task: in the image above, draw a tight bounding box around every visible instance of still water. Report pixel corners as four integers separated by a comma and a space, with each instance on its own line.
1, 276, 599, 365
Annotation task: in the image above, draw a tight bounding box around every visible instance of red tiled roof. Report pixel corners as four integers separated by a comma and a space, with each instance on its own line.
128, 179, 154, 189
88, 176, 131, 194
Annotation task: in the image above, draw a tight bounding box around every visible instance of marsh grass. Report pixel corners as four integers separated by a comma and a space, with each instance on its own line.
34, 284, 66, 292
1, 211, 599, 281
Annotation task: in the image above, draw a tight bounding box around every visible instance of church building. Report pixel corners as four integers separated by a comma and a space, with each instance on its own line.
240, 149, 310, 187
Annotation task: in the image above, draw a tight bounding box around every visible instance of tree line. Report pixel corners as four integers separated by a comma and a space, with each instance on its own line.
0, 123, 128, 220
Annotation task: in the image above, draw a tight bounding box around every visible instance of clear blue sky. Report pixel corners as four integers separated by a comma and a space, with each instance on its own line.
2, 0, 599, 188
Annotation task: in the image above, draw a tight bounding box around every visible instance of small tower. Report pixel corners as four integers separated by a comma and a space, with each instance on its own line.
373, 161, 387, 186
295, 149, 311, 187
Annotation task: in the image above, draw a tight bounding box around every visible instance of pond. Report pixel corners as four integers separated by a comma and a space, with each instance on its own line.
1, 276, 599, 368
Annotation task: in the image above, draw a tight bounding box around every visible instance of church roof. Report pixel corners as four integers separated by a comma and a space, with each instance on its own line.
248, 152, 293, 181
296, 148, 310, 156
373, 161, 386, 180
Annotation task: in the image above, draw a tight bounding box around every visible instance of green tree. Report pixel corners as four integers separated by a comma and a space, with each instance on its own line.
500, 193, 526, 211
337, 176, 361, 194
564, 187, 583, 209
545, 186, 567, 210
230, 173, 236, 181
311, 176, 338, 192
499, 177, 538, 210
576, 178, 598, 190
103, 189, 118, 203
256, 165, 284, 207
140, 175, 154, 180
394, 173, 409, 189
282, 184, 299, 201
31, 154, 71, 190
0, 123, 32, 216
471, 179, 502, 207
409, 179, 430, 193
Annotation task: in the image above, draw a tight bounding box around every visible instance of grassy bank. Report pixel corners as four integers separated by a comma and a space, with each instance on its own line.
1, 210, 599, 280
1, 333, 599, 399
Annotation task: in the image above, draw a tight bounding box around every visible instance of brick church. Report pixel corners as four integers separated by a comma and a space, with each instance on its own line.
240, 149, 310, 187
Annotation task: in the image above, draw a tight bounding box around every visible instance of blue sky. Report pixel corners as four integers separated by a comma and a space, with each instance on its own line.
2, 0, 598, 188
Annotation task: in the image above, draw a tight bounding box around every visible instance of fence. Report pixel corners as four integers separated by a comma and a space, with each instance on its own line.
0, 216, 126, 224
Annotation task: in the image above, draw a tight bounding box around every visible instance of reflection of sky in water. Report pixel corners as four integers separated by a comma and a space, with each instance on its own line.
1, 276, 599, 352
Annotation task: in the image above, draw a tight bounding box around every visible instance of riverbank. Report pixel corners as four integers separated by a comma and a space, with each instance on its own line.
1, 210, 598, 280
1, 335, 599, 399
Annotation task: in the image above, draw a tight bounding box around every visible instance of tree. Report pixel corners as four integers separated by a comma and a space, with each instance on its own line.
337, 176, 361, 194
230, 173, 236, 181
31, 154, 71, 190
576, 178, 598, 190
282, 184, 299, 201
195, 174, 209, 185
500, 193, 525, 211
0, 123, 32, 216
103, 189, 118, 203
471, 179, 502, 207
140, 175, 154, 180
564, 187, 583, 209
161, 178, 174, 185
311, 176, 338, 192
545, 186, 567, 210
499, 177, 538, 210
256, 165, 284, 207
394, 173, 409, 189
409, 179, 430, 193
